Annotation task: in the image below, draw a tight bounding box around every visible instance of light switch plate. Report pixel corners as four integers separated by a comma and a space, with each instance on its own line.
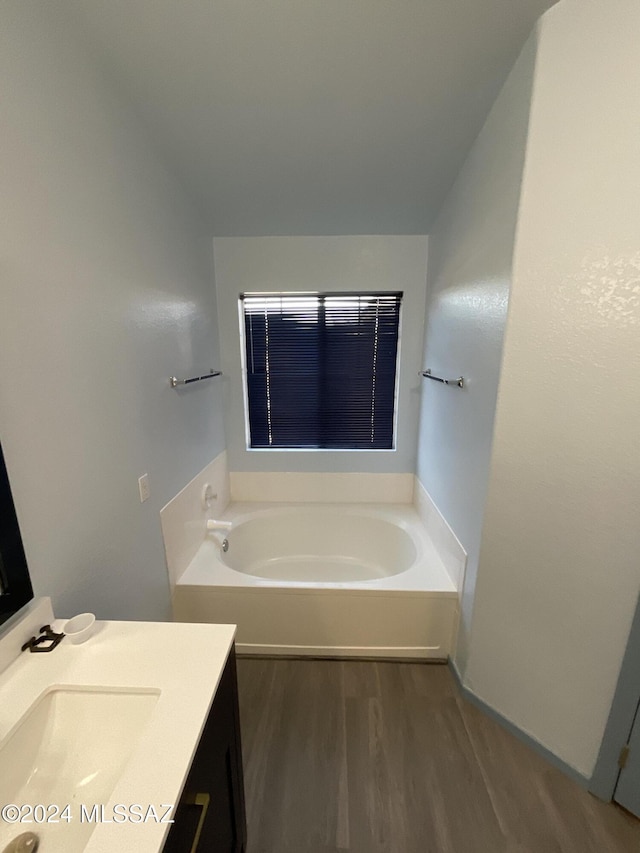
138, 473, 150, 503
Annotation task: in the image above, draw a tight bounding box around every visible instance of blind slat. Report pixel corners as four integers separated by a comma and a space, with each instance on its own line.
243, 292, 401, 449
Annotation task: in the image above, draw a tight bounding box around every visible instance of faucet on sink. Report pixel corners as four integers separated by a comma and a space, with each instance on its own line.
21, 624, 64, 654
2, 830, 39, 852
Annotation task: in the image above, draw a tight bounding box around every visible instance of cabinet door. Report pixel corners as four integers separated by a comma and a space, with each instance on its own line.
164, 647, 247, 852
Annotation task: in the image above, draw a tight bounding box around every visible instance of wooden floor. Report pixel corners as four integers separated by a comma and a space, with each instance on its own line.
236, 658, 640, 853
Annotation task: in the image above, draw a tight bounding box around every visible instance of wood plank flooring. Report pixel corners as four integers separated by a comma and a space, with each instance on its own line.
236, 658, 640, 853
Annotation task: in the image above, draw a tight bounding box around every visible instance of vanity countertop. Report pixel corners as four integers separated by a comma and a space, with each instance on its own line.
0, 617, 236, 852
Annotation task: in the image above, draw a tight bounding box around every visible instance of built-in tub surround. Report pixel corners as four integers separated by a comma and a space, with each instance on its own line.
414, 478, 467, 597
174, 503, 457, 659
161, 450, 230, 588
230, 470, 414, 504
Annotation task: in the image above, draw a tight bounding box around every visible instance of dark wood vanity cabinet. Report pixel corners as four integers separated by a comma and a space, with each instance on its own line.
164, 646, 247, 853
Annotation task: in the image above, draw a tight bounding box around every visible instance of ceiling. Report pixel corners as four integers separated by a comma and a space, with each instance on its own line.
66, 0, 556, 236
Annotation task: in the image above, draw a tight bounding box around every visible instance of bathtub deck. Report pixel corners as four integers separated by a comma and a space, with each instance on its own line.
179, 540, 456, 593
178, 502, 457, 593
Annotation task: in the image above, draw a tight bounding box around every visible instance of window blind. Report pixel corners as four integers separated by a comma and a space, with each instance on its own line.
241, 292, 402, 449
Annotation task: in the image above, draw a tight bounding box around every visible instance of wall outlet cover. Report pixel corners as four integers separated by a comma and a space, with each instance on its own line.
138, 473, 150, 503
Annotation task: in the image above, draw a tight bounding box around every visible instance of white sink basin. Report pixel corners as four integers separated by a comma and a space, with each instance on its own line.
0, 686, 159, 852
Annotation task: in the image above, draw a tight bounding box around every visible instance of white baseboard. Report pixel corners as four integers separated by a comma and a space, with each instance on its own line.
236, 642, 444, 660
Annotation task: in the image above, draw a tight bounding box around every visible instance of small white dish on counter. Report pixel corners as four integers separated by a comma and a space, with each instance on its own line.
63, 612, 95, 644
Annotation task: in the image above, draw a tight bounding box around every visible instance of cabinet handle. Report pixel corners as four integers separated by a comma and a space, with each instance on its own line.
183, 793, 210, 853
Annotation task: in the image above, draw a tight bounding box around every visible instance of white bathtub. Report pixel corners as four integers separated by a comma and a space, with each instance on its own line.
173, 503, 458, 659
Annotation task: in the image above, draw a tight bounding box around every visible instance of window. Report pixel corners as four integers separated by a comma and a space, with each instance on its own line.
241, 291, 402, 449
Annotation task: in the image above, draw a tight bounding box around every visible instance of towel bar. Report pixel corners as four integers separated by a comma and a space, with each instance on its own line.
420, 369, 464, 389
170, 370, 222, 388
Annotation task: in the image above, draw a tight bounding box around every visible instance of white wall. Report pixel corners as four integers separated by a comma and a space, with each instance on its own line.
466, 0, 640, 777
214, 236, 428, 473
416, 35, 536, 669
0, 2, 225, 620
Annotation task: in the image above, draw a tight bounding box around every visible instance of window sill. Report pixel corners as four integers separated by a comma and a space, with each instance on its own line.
245, 447, 397, 453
